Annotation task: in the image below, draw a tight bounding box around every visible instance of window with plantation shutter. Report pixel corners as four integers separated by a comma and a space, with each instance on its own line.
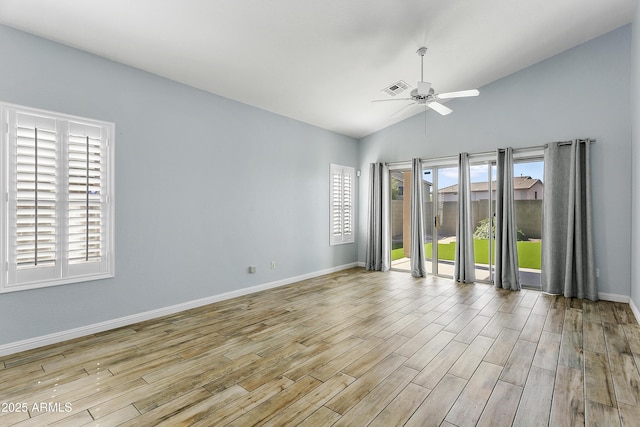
1, 102, 114, 293
330, 164, 355, 245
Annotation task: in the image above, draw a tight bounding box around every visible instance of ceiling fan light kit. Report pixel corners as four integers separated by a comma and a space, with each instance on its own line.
417, 81, 431, 95
373, 46, 479, 116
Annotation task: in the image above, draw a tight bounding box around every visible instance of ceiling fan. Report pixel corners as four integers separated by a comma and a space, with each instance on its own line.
373, 47, 479, 116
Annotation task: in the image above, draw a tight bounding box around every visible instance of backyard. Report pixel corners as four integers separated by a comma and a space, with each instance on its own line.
391, 239, 541, 270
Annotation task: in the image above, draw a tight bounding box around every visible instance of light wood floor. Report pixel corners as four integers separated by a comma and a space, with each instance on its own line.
1, 268, 640, 426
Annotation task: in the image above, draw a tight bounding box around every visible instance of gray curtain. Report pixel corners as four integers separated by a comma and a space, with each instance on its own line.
495, 147, 520, 290
365, 162, 390, 272
542, 140, 597, 300
454, 153, 475, 283
410, 158, 427, 277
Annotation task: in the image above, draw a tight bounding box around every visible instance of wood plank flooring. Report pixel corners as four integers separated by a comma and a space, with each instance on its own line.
1, 268, 640, 426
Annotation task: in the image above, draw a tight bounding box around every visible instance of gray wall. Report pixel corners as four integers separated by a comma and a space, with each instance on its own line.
358, 25, 632, 298
0, 24, 359, 345
631, 0, 640, 313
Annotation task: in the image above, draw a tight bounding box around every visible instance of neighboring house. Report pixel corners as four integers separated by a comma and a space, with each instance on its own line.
390, 171, 432, 200
438, 176, 543, 202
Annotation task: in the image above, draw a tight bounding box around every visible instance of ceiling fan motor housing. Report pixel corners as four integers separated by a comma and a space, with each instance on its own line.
410, 87, 435, 103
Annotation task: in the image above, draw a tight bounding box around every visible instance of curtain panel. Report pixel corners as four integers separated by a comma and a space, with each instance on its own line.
454, 153, 475, 283
365, 162, 390, 272
495, 147, 521, 290
542, 140, 597, 300
410, 158, 427, 277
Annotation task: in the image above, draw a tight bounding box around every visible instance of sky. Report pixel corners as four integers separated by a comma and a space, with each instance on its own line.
423, 160, 544, 189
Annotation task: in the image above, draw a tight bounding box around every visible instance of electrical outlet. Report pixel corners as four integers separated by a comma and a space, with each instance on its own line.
271, 261, 276, 270
596, 268, 600, 278
248, 266, 256, 274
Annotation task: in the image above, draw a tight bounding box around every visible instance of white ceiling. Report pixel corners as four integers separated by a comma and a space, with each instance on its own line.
0, 0, 636, 138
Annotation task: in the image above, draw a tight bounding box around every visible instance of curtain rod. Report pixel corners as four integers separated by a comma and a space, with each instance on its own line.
384, 139, 596, 167
549, 138, 596, 147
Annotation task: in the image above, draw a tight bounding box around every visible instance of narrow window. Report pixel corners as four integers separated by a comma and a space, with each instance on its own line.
330, 164, 355, 245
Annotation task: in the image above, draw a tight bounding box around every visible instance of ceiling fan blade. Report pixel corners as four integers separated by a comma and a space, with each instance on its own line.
371, 98, 413, 103
391, 102, 418, 117
435, 89, 479, 99
427, 101, 453, 115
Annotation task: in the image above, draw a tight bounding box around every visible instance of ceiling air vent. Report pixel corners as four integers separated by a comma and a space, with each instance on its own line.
382, 80, 410, 96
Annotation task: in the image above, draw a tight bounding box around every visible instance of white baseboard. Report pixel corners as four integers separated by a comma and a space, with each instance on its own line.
0, 263, 359, 357
598, 292, 629, 303
630, 297, 640, 324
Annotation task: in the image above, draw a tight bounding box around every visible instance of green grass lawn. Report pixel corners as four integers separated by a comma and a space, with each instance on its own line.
391, 247, 405, 261
391, 239, 541, 269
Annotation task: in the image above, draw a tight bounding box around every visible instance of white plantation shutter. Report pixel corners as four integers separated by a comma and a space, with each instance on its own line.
331, 170, 343, 239
330, 164, 355, 245
14, 113, 58, 272
68, 123, 104, 265
1, 103, 114, 293
342, 171, 353, 236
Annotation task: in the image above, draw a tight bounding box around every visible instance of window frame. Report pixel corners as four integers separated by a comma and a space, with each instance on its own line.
330, 163, 355, 245
1, 102, 115, 293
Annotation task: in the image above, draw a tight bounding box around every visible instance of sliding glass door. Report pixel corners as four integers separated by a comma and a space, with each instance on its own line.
390, 164, 459, 277
412, 164, 459, 278
427, 159, 497, 282
389, 153, 544, 287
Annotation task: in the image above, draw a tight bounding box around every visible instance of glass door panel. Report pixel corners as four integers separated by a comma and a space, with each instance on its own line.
469, 162, 492, 281
513, 160, 544, 288
436, 166, 458, 278
422, 168, 434, 274
390, 169, 411, 271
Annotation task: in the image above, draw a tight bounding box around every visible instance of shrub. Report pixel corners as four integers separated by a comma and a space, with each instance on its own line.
474, 217, 526, 241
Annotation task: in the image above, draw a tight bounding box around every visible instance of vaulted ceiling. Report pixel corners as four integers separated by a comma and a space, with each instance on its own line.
0, 0, 635, 138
